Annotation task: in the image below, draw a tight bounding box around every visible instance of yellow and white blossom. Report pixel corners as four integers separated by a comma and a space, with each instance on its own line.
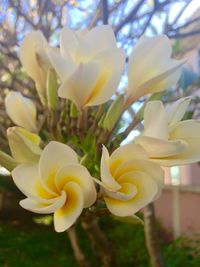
47, 25, 125, 109
135, 98, 200, 166
99, 144, 164, 217
19, 31, 49, 103
126, 35, 184, 102
7, 127, 41, 164
5, 91, 37, 132
12, 141, 97, 232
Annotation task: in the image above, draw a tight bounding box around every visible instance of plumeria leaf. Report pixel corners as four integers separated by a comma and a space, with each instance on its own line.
113, 214, 144, 225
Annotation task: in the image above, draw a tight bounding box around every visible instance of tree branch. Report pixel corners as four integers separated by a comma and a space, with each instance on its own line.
114, 0, 146, 35
102, 0, 109, 24
168, 29, 200, 38
67, 226, 91, 267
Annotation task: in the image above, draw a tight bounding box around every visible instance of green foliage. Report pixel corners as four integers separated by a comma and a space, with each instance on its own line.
100, 216, 150, 267
164, 235, 200, 267
179, 67, 199, 91
0, 225, 78, 267
0, 220, 200, 267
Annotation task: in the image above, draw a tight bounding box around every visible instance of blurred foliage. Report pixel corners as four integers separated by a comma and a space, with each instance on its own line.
0, 217, 200, 267
179, 67, 199, 91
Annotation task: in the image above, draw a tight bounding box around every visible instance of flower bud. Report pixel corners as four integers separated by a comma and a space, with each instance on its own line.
103, 95, 124, 131
5, 91, 37, 132
19, 31, 50, 105
127, 35, 184, 102
7, 127, 41, 164
46, 68, 58, 111
0, 151, 18, 172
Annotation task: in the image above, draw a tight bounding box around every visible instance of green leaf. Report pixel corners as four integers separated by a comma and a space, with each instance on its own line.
113, 215, 144, 225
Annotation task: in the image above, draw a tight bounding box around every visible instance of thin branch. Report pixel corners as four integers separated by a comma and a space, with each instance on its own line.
67, 226, 91, 267
172, 16, 200, 31
10, 0, 36, 28
172, 0, 191, 25
114, 0, 146, 35
102, 0, 109, 24
168, 29, 200, 38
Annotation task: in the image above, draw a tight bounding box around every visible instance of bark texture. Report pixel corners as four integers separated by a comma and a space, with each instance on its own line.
144, 203, 165, 267
67, 226, 91, 267
82, 213, 114, 267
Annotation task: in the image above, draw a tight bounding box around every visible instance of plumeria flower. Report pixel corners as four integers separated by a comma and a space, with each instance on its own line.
47, 25, 125, 109
12, 141, 97, 232
98, 144, 164, 217
5, 91, 37, 132
126, 35, 184, 104
19, 31, 50, 104
7, 126, 42, 164
135, 97, 200, 166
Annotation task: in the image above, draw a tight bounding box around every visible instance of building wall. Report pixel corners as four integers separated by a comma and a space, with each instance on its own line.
154, 186, 200, 236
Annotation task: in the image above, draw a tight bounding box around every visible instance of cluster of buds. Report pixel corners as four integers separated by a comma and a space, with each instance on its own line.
1, 25, 200, 232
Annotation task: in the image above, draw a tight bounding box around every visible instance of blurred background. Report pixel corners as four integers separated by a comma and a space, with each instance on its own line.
0, 0, 200, 266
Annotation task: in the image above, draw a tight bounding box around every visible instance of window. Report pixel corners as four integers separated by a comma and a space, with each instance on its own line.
170, 166, 181, 185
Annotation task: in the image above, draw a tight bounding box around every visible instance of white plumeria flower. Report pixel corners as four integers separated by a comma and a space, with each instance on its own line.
135, 97, 200, 166
19, 31, 49, 103
99, 144, 164, 217
126, 35, 184, 103
5, 91, 37, 132
12, 141, 97, 232
47, 25, 125, 109
7, 127, 41, 164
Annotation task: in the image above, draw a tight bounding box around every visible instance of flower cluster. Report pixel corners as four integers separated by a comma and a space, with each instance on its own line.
1, 25, 200, 232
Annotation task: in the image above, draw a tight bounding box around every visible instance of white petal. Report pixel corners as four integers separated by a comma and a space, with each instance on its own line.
75, 28, 89, 39
109, 144, 148, 175
127, 35, 184, 100
76, 25, 117, 61
105, 171, 158, 216
112, 158, 164, 189
143, 101, 168, 140
55, 164, 96, 208
104, 182, 137, 201
85, 48, 125, 106
135, 136, 188, 158
167, 97, 191, 125
128, 61, 185, 100
101, 146, 121, 191
54, 182, 84, 232
132, 35, 172, 64
58, 62, 100, 109
39, 141, 78, 194
129, 61, 183, 100
165, 120, 200, 165
12, 163, 57, 201
20, 191, 66, 214
47, 47, 76, 82
128, 35, 171, 91
60, 28, 78, 62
